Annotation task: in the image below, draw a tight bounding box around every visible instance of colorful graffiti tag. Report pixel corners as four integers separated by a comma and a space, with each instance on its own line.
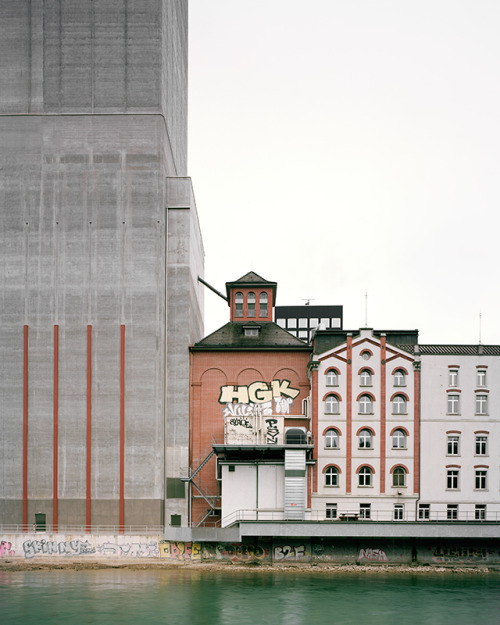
202, 543, 271, 562
0, 540, 15, 557
23, 539, 96, 559
159, 541, 201, 561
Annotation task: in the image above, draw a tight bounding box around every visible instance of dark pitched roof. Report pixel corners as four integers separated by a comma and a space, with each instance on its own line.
225, 271, 277, 300
417, 344, 500, 355
192, 321, 311, 351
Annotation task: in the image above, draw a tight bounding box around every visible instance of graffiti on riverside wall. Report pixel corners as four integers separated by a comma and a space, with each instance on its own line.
159, 541, 201, 561
0, 540, 15, 557
202, 543, 271, 562
357, 548, 388, 562
273, 542, 311, 562
431, 546, 490, 564
23, 539, 96, 559
96, 541, 159, 558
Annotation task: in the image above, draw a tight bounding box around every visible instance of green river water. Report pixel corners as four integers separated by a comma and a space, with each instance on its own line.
2, 569, 500, 625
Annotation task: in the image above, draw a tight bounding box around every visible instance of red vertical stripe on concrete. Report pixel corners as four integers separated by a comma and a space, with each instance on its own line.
86, 325, 92, 532
346, 335, 352, 493
23, 325, 29, 531
311, 365, 319, 492
380, 335, 386, 494
53, 325, 59, 532
414, 365, 420, 494
119, 324, 125, 532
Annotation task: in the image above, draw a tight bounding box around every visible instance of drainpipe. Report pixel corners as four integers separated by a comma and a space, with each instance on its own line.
256, 462, 259, 520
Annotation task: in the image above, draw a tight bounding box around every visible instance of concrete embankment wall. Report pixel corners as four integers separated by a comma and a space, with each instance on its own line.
1, 534, 499, 566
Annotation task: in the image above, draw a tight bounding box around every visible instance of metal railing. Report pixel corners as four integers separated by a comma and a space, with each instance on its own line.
0, 524, 165, 535
219, 508, 500, 527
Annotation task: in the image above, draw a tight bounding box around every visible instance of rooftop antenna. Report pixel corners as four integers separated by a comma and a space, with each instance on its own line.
365, 291, 368, 327
479, 311, 482, 344
302, 299, 315, 306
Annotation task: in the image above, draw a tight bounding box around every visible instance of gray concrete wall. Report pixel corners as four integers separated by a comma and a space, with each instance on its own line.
0, 2, 201, 528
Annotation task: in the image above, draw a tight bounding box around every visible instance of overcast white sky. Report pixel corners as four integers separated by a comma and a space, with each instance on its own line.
188, 0, 500, 344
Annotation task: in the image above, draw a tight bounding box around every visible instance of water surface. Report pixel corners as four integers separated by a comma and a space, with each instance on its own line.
2, 569, 499, 625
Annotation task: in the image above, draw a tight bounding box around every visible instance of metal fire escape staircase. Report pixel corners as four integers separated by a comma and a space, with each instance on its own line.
182, 450, 221, 527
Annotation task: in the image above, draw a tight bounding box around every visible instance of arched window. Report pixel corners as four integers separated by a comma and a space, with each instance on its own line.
360, 369, 372, 386
259, 292, 268, 317
285, 428, 306, 444
394, 370, 406, 386
358, 429, 373, 449
358, 466, 373, 487
392, 466, 407, 487
326, 370, 338, 386
325, 466, 339, 487
325, 429, 339, 449
392, 429, 407, 449
235, 292, 243, 317
392, 395, 407, 414
247, 292, 256, 317
359, 394, 373, 414
325, 395, 340, 414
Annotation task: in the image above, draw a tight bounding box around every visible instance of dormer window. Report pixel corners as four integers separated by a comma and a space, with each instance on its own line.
235, 292, 244, 317
244, 325, 260, 337
247, 292, 256, 317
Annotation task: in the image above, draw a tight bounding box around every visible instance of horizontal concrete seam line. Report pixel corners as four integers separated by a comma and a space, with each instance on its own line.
0, 112, 179, 176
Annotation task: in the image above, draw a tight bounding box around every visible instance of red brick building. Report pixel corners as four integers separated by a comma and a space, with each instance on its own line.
189, 272, 311, 527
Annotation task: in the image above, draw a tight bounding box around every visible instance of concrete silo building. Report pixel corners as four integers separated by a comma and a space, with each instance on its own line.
0, 1, 203, 530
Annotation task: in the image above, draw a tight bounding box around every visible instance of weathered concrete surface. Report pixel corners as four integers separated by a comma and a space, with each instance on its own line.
0, 2, 203, 528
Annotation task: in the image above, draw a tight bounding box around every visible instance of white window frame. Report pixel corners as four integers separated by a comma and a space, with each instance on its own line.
326, 370, 338, 386
447, 394, 460, 415
359, 395, 373, 414
448, 369, 459, 387
392, 429, 406, 449
447, 504, 458, 520
446, 469, 459, 490
475, 394, 488, 415
475, 469, 487, 490
447, 435, 460, 456
326, 503, 337, 519
393, 370, 406, 386
392, 395, 407, 414
325, 466, 339, 487
358, 429, 373, 449
393, 504, 404, 521
359, 503, 371, 519
325, 429, 339, 449
477, 369, 487, 387
358, 466, 372, 487
325, 395, 339, 414
360, 369, 372, 386
475, 504, 486, 520
418, 504, 430, 520
392, 467, 406, 488
475, 435, 488, 456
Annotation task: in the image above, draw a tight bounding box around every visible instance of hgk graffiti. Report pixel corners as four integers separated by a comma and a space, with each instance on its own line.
0, 540, 15, 557
219, 380, 299, 405
358, 548, 388, 562
23, 539, 95, 559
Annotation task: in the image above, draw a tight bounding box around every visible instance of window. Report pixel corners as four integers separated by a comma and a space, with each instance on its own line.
359, 503, 371, 519
448, 369, 459, 387
299, 318, 308, 328
447, 504, 458, 520
446, 469, 459, 490
392, 429, 406, 449
358, 466, 373, 487
475, 435, 488, 456
361, 351, 371, 360
394, 370, 406, 386
447, 435, 460, 456
325, 466, 339, 487
359, 394, 373, 414
418, 504, 430, 520
247, 292, 255, 317
447, 394, 460, 414
358, 429, 373, 449
475, 504, 486, 521
259, 292, 268, 317
475, 469, 487, 490
235, 292, 243, 317
477, 369, 487, 387
360, 369, 372, 386
475, 394, 488, 415
392, 467, 406, 487
287, 319, 297, 329
244, 327, 259, 337
393, 504, 404, 521
325, 429, 339, 449
325, 395, 340, 414
392, 395, 407, 414
326, 370, 338, 386
326, 503, 337, 519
